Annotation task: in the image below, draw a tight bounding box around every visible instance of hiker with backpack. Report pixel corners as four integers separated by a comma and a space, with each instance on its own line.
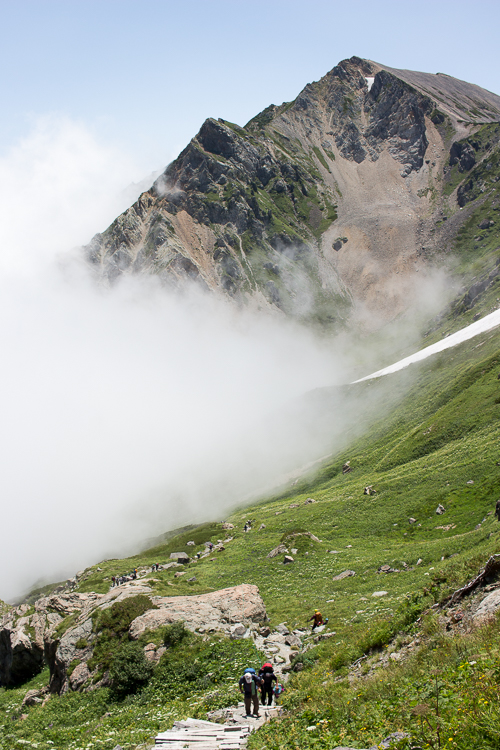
308, 609, 325, 631
258, 662, 277, 706
238, 668, 261, 718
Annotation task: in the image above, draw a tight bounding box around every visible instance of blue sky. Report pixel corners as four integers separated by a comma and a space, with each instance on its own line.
2, 0, 500, 176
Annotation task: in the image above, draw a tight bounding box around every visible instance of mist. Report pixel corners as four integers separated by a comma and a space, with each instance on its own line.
0, 119, 446, 602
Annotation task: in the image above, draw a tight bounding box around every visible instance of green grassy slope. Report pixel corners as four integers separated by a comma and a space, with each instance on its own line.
3, 322, 499, 750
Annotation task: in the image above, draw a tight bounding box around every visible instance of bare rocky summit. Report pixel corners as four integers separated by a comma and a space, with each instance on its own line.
85, 56, 500, 329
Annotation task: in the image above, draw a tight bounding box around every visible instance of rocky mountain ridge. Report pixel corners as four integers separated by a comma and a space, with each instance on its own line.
86, 56, 500, 329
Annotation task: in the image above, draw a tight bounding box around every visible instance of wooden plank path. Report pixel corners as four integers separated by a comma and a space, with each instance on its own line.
155, 718, 252, 748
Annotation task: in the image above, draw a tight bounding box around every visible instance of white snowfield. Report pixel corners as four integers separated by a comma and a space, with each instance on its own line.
353, 308, 500, 383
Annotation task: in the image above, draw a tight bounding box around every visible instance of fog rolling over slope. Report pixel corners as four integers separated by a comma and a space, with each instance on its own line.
0, 271, 335, 602
4, 54, 500, 601
0, 122, 434, 603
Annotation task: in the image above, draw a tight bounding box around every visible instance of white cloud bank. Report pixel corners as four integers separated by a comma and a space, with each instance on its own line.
0, 119, 349, 601
0, 117, 454, 602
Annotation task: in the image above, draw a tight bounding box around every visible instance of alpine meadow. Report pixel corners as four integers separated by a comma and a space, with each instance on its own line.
2, 54, 500, 750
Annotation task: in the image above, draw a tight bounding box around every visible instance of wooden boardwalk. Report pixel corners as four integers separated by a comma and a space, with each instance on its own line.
155, 718, 252, 749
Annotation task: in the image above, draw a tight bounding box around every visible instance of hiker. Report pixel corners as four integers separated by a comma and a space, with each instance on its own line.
496, 498, 500, 521
111, 576, 116, 587
239, 668, 261, 718
208, 542, 214, 552
258, 663, 277, 706
308, 609, 324, 631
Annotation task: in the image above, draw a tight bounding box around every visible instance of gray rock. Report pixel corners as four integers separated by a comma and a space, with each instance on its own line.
369, 731, 410, 749
436, 504, 445, 515
283, 556, 294, 564
275, 623, 290, 635
170, 552, 190, 563
267, 544, 288, 559
284, 634, 302, 647
129, 584, 266, 641
22, 687, 48, 706
478, 218, 494, 229
69, 661, 91, 691
230, 623, 248, 640
473, 589, 500, 622
332, 570, 356, 581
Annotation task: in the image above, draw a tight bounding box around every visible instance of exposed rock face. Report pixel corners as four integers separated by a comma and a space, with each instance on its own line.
0, 582, 266, 694
83, 57, 500, 330
129, 584, 265, 639
0, 593, 97, 686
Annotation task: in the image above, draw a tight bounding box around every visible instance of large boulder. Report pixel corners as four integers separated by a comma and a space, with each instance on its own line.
473, 589, 500, 623
169, 552, 190, 564
129, 584, 266, 639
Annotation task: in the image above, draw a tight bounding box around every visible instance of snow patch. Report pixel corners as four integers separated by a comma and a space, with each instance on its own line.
353, 308, 500, 383
365, 77, 375, 92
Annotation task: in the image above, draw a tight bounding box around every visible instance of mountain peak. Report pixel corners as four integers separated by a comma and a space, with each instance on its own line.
85, 58, 500, 331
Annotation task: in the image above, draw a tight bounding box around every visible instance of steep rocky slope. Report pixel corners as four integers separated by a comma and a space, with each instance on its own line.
86, 57, 500, 329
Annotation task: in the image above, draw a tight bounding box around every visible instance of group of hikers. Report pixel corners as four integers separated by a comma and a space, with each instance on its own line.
238, 611, 326, 717
111, 562, 162, 586
111, 569, 139, 586
238, 663, 283, 718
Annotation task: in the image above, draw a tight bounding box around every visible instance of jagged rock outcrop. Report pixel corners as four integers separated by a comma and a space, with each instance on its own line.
0, 593, 98, 686
84, 56, 500, 329
0, 582, 266, 694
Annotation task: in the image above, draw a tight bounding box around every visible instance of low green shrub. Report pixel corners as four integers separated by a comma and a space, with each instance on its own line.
163, 621, 188, 648
109, 642, 154, 699
88, 595, 156, 672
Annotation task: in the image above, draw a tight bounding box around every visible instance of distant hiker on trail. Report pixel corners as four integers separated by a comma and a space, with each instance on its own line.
239, 668, 261, 718
208, 542, 214, 552
308, 609, 324, 631
111, 576, 116, 587
243, 520, 252, 532
258, 663, 277, 705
